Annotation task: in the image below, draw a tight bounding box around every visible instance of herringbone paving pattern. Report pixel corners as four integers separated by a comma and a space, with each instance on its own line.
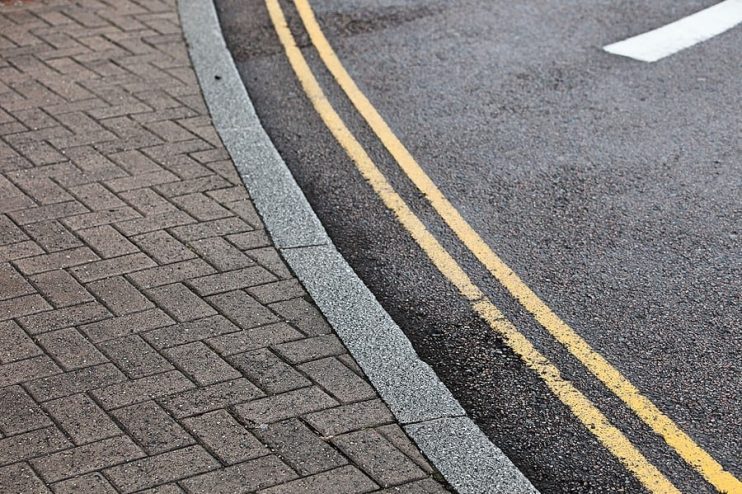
0, 0, 449, 492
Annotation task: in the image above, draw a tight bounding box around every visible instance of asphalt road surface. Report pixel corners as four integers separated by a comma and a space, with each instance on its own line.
214, 0, 741, 492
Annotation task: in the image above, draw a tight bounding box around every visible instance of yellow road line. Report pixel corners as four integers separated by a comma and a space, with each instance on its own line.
265, 1, 681, 491
291, 1, 741, 492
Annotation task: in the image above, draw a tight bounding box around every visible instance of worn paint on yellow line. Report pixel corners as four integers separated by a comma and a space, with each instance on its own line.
265, 0, 682, 492
291, 1, 741, 492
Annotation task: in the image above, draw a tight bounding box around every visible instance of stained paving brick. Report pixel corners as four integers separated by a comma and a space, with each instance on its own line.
0, 1, 446, 493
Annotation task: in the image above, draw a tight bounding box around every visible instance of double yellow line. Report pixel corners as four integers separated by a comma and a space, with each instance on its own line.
264, 1, 740, 492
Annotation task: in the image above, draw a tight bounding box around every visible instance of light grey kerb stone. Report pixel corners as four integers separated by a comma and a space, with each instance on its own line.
282, 244, 464, 424
406, 418, 539, 494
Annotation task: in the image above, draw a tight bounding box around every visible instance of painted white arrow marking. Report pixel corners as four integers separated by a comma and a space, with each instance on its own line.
604, 0, 742, 62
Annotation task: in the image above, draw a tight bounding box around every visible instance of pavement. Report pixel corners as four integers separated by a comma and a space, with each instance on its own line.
0, 0, 460, 492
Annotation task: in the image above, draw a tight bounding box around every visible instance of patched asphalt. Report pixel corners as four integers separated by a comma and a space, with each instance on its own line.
214, 0, 741, 492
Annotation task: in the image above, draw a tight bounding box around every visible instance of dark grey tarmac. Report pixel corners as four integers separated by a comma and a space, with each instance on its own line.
214, 0, 741, 492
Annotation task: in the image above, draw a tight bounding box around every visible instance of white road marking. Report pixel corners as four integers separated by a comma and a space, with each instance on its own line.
604, 0, 742, 62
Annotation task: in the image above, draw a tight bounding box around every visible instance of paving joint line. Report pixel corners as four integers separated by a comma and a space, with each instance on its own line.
177, 0, 539, 492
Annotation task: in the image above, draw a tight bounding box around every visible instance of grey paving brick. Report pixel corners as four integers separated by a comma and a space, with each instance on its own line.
43, 393, 121, 445
77, 224, 139, 258
299, 357, 377, 404
31, 436, 144, 483
112, 400, 194, 454
0, 262, 35, 300
115, 210, 194, 236
235, 386, 338, 426
0, 463, 51, 494
87, 275, 153, 315
163, 341, 239, 385
62, 206, 141, 231
9, 201, 87, 226
154, 174, 230, 198
207, 290, 279, 330
226, 230, 271, 251
170, 216, 251, 241
0, 355, 60, 387
51, 472, 118, 494
377, 477, 450, 493
68, 183, 126, 211
180, 454, 296, 494
128, 258, 215, 288
18, 301, 111, 335
0, 320, 41, 363
256, 418, 347, 476
332, 430, 428, 488
205, 186, 246, 205
228, 348, 310, 394
190, 236, 254, 271
105, 170, 179, 192
160, 378, 264, 419
248, 279, 305, 305
245, 247, 292, 279
274, 334, 346, 365
26, 363, 125, 402
206, 322, 303, 356
0, 462, 51, 494
0, 294, 51, 322
171, 192, 231, 220
108, 149, 162, 175
147, 283, 216, 322
92, 369, 195, 409
377, 425, 435, 474
188, 265, 276, 296
0, 241, 44, 262
36, 328, 107, 370
98, 334, 174, 378
0, 427, 70, 467
182, 409, 267, 464
104, 445, 219, 493
14, 247, 99, 275
143, 314, 239, 349
257, 465, 378, 494
136, 485, 185, 494
225, 198, 261, 228
0, 215, 28, 245
29, 269, 93, 307
0, 385, 52, 435
305, 399, 395, 437
119, 188, 178, 216
80, 308, 173, 342
130, 230, 195, 264
268, 297, 332, 336
69, 252, 155, 282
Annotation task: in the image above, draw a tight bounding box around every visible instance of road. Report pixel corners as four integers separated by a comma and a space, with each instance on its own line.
214, 0, 741, 492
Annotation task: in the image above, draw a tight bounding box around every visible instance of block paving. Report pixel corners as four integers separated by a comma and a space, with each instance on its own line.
0, 0, 450, 492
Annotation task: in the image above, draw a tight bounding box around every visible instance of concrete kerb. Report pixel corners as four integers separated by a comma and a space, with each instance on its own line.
177, 0, 538, 492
